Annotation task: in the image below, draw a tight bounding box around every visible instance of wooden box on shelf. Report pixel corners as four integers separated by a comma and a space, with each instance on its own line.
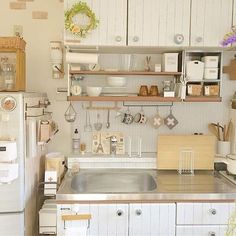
204, 84, 219, 96
187, 83, 202, 96
0, 37, 26, 91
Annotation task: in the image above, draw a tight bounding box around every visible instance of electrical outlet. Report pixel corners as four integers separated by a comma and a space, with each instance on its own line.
13, 25, 23, 37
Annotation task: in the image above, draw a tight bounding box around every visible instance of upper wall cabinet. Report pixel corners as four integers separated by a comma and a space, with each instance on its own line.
64, 0, 127, 46
190, 0, 233, 47
128, 0, 191, 47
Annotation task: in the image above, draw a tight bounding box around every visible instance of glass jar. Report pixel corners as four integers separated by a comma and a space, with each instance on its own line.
1, 61, 15, 90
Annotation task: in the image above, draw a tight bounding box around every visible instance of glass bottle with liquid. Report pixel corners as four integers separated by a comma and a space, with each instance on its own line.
72, 128, 80, 153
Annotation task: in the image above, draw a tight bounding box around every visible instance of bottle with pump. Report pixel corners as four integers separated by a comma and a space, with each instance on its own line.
72, 128, 80, 153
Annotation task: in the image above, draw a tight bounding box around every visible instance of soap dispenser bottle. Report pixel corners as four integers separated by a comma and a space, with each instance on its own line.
72, 128, 80, 153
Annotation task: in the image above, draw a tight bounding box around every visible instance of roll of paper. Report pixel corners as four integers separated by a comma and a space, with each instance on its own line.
66, 52, 98, 64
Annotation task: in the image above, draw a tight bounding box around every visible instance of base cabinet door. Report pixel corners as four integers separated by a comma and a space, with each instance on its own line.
57, 204, 128, 236
176, 225, 227, 236
129, 203, 176, 236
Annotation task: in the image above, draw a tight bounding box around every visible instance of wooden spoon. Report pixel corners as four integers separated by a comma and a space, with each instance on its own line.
226, 120, 233, 141
208, 123, 219, 139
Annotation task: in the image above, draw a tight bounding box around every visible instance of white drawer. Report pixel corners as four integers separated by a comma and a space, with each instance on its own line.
177, 202, 235, 225
176, 225, 227, 236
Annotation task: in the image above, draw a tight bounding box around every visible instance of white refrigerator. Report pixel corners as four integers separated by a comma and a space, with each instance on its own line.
0, 92, 48, 236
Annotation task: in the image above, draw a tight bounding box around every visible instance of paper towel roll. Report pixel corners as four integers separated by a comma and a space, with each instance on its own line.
66, 52, 98, 64
27, 119, 37, 158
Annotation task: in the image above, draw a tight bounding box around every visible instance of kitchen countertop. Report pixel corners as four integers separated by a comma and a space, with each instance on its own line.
56, 169, 236, 203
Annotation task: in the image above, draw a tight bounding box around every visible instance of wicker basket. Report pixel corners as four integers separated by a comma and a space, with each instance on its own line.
0, 37, 26, 50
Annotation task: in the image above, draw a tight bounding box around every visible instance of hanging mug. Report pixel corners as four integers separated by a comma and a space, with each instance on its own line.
121, 107, 134, 125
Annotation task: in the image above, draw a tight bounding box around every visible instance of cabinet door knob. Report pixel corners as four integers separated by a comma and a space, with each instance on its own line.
115, 36, 122, 42
133, 36, 139, 42
208, 231, 216, 236
135, 209, 142, 216
209, 208, 217, 215
116, 210, 123, 216
174, 34, 184, 44
196, 36, 203, 43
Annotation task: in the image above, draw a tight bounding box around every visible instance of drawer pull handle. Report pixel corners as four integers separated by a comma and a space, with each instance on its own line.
117, 210, 123, 216
208, 231, 216, 236
196, 36, 203, 43
115, 36, 122, 42
174, 34, 184, 44
135, 209, 142, 216
61, 214, 91, 221
209, 208, 217, 215
133, 36, 139, 42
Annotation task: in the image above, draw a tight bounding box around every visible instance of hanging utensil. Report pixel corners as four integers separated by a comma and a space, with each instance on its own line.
106, 109, 110, 129
64, 102, 77, 122
94, 112, 102, 131
84, 110, 92, 132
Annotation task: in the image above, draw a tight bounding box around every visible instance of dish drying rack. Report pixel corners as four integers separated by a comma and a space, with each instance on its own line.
178, 148, 194, 175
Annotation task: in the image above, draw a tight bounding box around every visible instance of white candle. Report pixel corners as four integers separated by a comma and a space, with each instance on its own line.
138, 137, 142, 157
128, 136, 132, 157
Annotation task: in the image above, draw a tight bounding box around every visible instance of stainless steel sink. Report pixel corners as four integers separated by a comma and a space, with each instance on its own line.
71, 170, 157, 193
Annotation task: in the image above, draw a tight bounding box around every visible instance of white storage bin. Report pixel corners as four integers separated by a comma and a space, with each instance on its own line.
0, 163, 18, 183
186, 60, 204, 81
39, 208, 57, 234
204, 68, 218, 80
0, 141, 17, 162
202, 56, 219, 68
162, 53, 178, 72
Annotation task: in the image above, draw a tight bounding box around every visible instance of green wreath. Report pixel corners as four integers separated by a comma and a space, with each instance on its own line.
65, 2, 99, 38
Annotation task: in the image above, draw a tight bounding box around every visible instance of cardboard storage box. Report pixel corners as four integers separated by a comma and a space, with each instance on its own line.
187, 84, 202, 96
204, 85, 219, 96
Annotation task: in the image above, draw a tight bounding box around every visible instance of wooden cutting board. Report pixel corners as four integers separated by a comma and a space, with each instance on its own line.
157, 135, 216, 170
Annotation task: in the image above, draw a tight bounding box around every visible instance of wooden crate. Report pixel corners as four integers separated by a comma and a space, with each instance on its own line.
0, 37, 26, 51
157, 135, 216, 170
187, 84, 202, 96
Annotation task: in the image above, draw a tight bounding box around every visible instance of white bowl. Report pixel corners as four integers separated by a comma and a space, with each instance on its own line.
86, 87, 102, 96
107, 76, 127, 87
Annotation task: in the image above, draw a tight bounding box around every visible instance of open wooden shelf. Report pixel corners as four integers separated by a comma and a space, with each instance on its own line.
70, 70, 182, 76
68, 95, 182, 102
68, 95, 222, 103
184, 96, 222, 102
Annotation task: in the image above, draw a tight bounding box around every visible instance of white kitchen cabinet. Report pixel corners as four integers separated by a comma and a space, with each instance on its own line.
176, 225, 227, 236
57, 203, 176, 236
129, 203, 176, 236
177, 202, 235, 225
190, 0, 233, 47
128, 0, 191, 46
176, 202, 235, 236
57, 204, 129, 236
64, 0, 127, 46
